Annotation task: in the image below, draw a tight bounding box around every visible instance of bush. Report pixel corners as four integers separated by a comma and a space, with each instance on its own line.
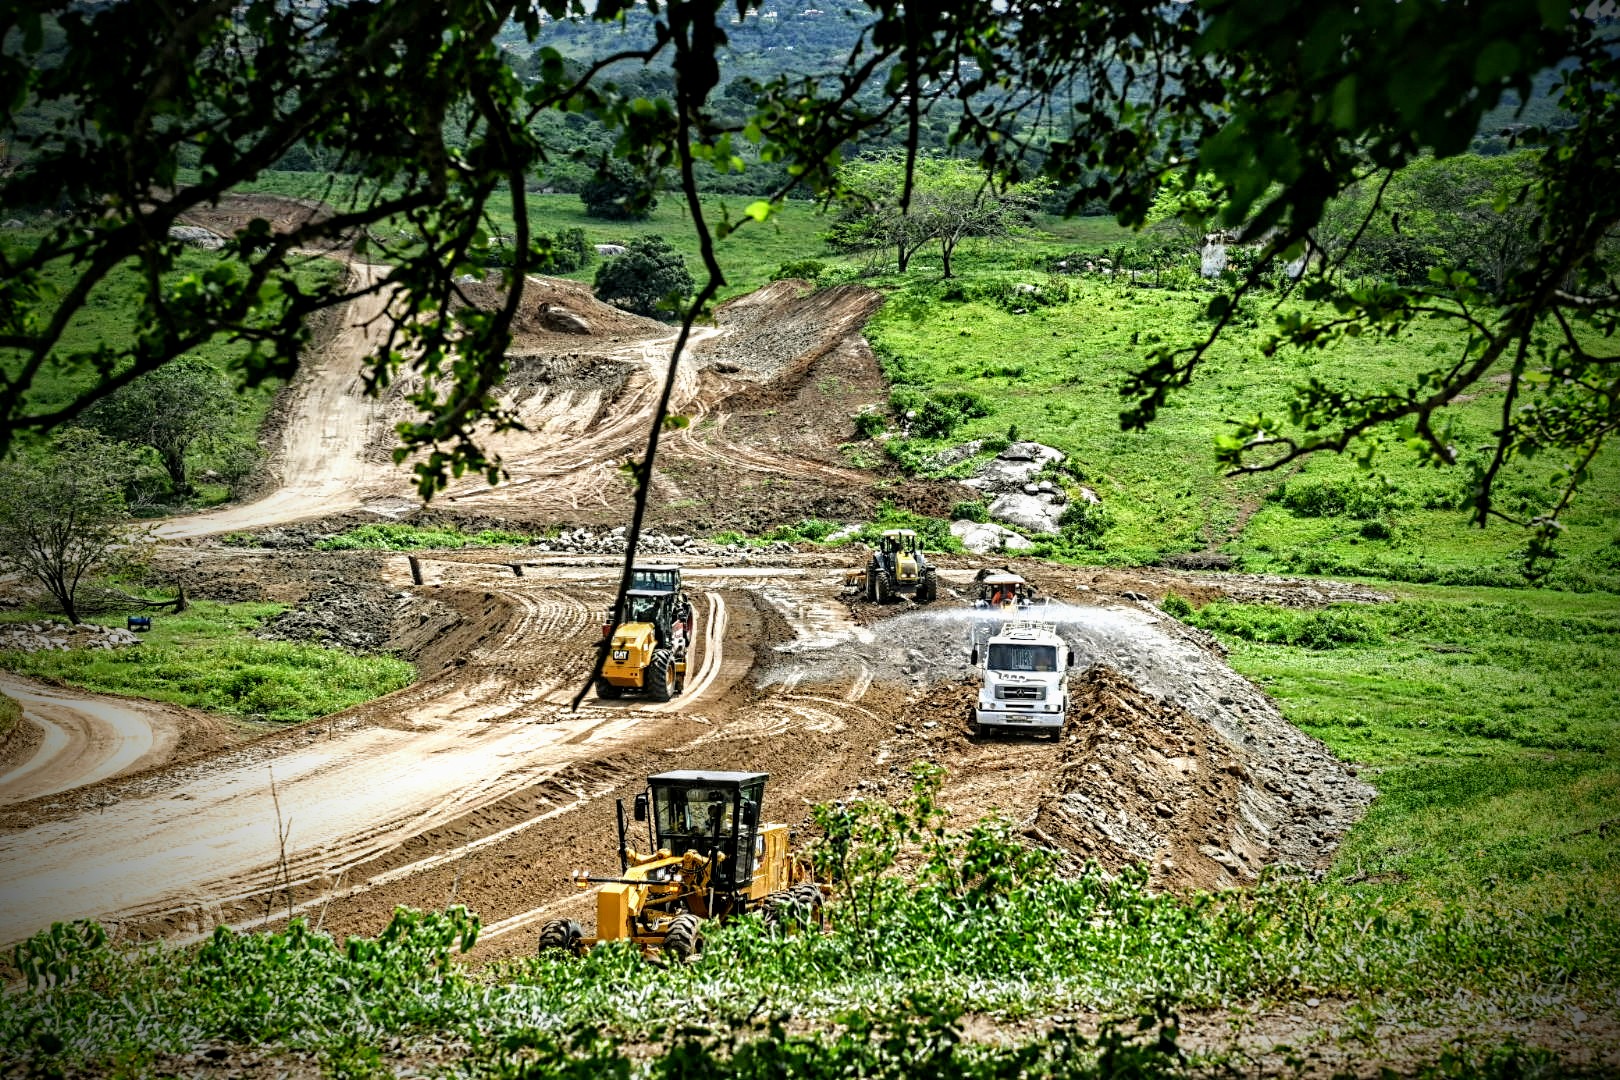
852, 411, 886, 439
951, 499, 989, 523
593, 236, 694, 318
1058, 500, 1113, 543
1275, 475, 1397, 519
1160, 591, 1194, 619
771, 258, 827, 282
911, 390, 992, 440
579, 157, 658, 220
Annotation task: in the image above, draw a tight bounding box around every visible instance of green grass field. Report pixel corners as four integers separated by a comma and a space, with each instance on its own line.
0, 604, 412, 723
1179, 588, 1620, 908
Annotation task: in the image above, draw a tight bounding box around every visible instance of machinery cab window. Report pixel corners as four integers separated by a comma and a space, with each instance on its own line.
625, 591, 665, 626
646, 771, 767, 890
880, 529, 917, 555
987, 643, 1058, 672
631, 566, 680, 592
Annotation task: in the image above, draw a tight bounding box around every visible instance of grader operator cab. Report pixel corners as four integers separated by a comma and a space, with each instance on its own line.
844, 528, 938, 604
597, 565, 694, 701
539, 770, 823, 959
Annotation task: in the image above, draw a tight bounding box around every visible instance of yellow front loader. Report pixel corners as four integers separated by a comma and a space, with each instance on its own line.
537, 770, 824, 960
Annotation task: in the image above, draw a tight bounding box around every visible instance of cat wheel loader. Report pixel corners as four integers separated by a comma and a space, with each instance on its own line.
845, 528, 938, 604
597, 565, 694, 702
537, 770, 825, 961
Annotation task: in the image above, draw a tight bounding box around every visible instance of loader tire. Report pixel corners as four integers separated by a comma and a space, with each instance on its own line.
595, 679, 622, 700
647, 649, 676, 702
662, 913, 704, 961
874, 570, 892, 604
918, 568, 938, 603
865, 570, 878, 604
537, 919, 582, 955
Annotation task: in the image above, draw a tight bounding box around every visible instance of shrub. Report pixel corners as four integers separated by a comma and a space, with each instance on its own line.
951, 499, 989, 523
1276, 475, 1397, 519
1160, 591, 1194, 619
911, 390, 992, 440
1058, 500, 1113, 543
852, 411, 886, 439
771, 258, 827, 282
593, 236, 694, 318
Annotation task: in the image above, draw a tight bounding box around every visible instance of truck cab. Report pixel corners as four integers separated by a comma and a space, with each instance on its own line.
970, 622, 1073, 736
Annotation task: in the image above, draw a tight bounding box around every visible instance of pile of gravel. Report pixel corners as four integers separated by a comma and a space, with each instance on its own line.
0, 622, 143, 653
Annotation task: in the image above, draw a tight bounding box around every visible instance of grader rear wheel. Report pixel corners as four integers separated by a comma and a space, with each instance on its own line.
662, 912, 704, 961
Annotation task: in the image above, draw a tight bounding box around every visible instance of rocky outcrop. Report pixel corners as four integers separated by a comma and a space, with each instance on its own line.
950, 519, 1033, 554
168, 225, 226, 250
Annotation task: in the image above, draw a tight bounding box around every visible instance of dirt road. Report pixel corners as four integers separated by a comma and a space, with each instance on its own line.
0, 675, 191, 806
154, 263, 396, 540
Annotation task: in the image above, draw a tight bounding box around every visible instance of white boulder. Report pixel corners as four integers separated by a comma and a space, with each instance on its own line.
168, 225, 225, 250
988, 491, 1065, 535
951, 519, 1034, 554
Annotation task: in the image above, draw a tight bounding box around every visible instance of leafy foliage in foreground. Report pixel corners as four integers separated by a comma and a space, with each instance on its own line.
5, 767, 1615, 1076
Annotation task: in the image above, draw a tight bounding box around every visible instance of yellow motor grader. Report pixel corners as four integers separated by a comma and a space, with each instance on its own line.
597, 565, 694, 701
842, 528, 938, 604
537, 770, 824, 959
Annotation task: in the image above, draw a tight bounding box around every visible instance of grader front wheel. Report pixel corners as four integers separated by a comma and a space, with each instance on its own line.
662, 913, 705, 961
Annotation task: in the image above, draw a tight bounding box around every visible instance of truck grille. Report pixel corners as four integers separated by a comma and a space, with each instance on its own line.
997, 685, 1044, 701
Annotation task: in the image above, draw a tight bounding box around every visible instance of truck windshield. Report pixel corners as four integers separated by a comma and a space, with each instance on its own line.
654, 785, 737, 839
987, 643, 1057, 672
632, 570, 676, 591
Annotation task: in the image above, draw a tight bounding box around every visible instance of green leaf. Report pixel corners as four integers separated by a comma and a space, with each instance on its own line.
1473, 41, 1521, 84
743, 200, 773, 223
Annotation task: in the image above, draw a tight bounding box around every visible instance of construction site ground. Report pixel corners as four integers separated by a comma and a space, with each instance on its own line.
5, 195, 1590, 1070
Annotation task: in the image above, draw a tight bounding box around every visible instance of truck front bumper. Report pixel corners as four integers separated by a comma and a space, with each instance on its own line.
974, 703, 1065, 732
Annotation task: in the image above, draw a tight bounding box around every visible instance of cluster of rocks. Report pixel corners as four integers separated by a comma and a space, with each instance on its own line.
947, 441, 1099, 553
0, 621, 143, 653
256, 585, 405, 651
167, 225, 226, 250
528, 527, 798, 557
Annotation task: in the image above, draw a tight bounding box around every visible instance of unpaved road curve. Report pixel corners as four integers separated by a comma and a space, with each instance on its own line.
154, 263, 394, 539
0, 570, 741, 946
0, 675, 182, 805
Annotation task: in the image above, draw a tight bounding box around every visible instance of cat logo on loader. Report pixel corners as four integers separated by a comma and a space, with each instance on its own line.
537, 770, 826, 960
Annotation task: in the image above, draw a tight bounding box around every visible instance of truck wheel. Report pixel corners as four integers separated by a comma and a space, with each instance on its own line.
662, 913, 704, 961
537, 918, 582, 955
595, 679, 622, 700
647, 649, 675, 702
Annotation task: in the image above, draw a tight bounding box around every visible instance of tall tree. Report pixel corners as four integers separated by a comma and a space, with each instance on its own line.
83, 357, 239, 496
0, 429, 136, 625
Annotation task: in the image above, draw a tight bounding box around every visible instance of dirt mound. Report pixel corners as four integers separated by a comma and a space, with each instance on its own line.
255, 583, 463, 656
177, 192, 350, 251
1030, 667, 1263, 890
455, 275, 668, 344
696, 280, 885, 382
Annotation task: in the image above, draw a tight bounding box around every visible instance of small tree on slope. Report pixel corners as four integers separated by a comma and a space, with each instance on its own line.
83, 358, 238, 497
0, 430, 137, 625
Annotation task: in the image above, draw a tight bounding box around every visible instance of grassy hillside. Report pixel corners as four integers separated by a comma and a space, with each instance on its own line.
852, 247, 1620, 592
0, 227, 343, 507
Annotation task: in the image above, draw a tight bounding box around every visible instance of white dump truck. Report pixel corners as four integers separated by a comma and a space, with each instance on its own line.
969, 620, 1073, 737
